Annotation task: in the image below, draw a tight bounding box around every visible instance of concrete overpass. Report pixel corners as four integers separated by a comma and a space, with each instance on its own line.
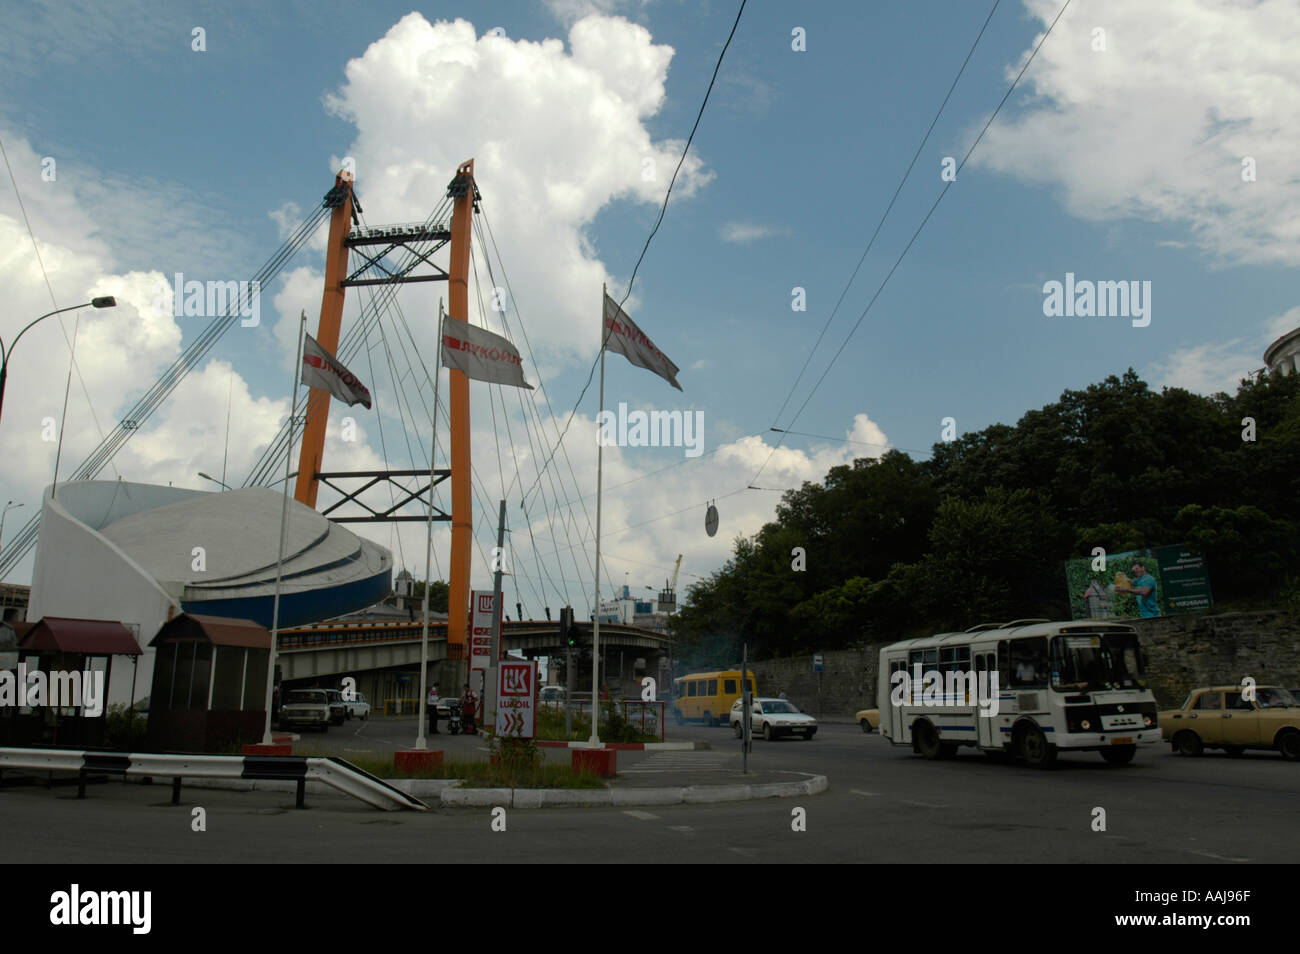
277, 618, 673, 708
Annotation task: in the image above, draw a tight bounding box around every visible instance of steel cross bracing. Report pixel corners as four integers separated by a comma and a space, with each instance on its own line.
314, 468, 453, 524
342, 223, 453, 288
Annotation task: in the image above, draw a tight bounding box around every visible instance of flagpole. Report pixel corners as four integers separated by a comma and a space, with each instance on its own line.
590, 285, 606, 744
261, 310, 307, 746
415, 303, 444, 750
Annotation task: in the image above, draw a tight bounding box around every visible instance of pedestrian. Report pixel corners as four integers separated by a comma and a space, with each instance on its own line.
461, 682, 477, 735
427, 682, 440, 734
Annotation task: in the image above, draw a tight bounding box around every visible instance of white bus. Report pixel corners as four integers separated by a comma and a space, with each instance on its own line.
877, 619, 1161, 767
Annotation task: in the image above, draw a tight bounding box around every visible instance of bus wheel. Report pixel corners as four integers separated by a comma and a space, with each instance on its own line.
703, 711, 713, 727
915, 722, 944, 760
860, 718, 872, 734
674, 709, 685, 726
1100, 745, 1136, 765
1019, 725, 1056, 768
1174, 731, 1203, 757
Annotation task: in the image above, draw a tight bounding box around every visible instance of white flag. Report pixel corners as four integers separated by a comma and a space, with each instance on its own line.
301, 333, 372, 409
602, 293, 682, 391
441, 317, 534, 389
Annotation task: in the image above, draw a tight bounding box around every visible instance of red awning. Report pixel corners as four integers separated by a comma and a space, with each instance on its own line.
149, 614, 271, 650
19, 617, 142, 655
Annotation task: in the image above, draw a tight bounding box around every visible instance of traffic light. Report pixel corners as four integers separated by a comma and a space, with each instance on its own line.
559, 606, 574, 646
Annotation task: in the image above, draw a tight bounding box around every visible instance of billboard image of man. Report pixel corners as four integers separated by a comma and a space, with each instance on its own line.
1117, 561, 1159, 618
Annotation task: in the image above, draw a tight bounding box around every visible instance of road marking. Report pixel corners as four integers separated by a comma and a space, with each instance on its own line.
899, 799, 948, 808
850, 789, 881, 797
623, 810, 659, 821
727, 846, 757, 857
668, 825, 694, 833
1186, 849, 1251, 863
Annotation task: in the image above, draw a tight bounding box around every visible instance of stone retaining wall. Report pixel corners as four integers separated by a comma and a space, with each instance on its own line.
748, 612, 1300, 718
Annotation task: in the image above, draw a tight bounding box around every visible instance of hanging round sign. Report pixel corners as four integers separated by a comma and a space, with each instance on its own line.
705, 502, 719, 537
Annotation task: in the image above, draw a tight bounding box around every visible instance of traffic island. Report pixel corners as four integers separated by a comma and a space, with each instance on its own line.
394, 749, 444, 772
571, 747, 617, 776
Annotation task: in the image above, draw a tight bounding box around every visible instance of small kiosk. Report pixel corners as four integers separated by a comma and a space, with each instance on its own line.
146, 614, 271, 753
3, 617, 141, 748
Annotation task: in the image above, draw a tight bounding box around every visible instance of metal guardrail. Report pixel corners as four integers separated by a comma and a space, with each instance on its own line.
0, 747, 428, 811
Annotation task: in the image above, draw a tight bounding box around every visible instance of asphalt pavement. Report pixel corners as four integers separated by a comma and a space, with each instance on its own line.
2, 720, 1297, 863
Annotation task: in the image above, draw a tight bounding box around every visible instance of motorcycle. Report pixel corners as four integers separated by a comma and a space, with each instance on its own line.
445, 703, 462, 735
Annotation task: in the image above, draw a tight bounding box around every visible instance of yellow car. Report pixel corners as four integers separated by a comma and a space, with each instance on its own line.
856, 708, 880, 734
1159, 685, 1300, 760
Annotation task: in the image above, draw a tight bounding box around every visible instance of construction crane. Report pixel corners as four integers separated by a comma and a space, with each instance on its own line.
659, 554, 683, 612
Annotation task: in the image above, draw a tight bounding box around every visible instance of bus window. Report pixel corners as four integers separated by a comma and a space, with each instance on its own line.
708, 679, 717, 696
688, 682, 697, 697
939, 646, 970, 674
1008, 637, 1048, 687
724, 679, 736, 694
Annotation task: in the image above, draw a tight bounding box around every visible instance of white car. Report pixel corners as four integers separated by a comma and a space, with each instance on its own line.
731, 697, 817, 741
539, 686, 566, 706
341, 690, 370, 720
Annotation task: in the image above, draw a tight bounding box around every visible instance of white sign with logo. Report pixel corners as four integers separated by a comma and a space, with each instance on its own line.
497, 659, 538, 737
470, 590, 498, 684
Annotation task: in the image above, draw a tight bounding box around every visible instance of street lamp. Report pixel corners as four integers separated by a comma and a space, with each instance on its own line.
0, 501, 23, 559
197, 472, 232, 490
0, 297, 117, 426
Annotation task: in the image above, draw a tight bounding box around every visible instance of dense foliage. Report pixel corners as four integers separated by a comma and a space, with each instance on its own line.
673, 370, 1300, 663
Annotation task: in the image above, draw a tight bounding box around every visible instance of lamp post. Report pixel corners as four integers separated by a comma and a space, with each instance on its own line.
0, 298, 117, 427
0, 501, 22, 560
197, 472, 232, 490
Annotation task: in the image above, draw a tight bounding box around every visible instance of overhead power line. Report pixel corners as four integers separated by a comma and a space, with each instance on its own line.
521, 0, 748, 511
750, 0, 1073, 487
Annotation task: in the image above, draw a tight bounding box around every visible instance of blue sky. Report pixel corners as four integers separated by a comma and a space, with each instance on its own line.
2, 0, 1297, 612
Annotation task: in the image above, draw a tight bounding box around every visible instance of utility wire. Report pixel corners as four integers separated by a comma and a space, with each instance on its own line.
769, 0, 1002, 430
520, 0, 748, 510
750, 0, 1072, 487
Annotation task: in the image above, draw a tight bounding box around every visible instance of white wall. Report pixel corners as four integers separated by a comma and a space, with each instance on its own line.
27, 486, 181, 707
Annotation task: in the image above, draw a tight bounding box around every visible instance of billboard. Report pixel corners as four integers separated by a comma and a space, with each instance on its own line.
1064, 545, 1213, 621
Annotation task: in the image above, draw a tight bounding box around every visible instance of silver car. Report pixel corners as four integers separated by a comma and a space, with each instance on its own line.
279, 689, 331, 732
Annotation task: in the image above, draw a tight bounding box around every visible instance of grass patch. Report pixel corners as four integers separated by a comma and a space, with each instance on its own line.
535, 704, 660, 743
291, 748, 605, 789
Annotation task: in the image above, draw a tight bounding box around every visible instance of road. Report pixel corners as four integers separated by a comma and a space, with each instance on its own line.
1, 721, 1295, 863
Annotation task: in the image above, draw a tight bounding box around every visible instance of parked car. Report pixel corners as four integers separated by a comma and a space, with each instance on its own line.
1159, 685, 1299, 760
279, 689, 331, 732
539, 686, 566, 707
322, 688, 347, 725
856, 707, 880, 733
731, 697, 817, 740
340, 690, 370, 720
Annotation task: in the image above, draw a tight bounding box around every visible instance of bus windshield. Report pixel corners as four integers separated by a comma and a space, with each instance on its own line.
1050, 633, 1144, 691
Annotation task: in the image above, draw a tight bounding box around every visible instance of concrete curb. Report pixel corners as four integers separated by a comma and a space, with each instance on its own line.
140, 773, 827, 807
536, 740, 706, 751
